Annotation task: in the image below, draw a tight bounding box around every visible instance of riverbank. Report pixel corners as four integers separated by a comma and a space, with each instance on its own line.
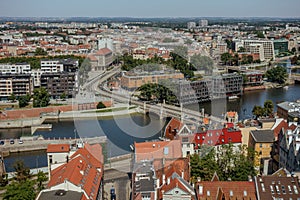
0, 105, 139, 129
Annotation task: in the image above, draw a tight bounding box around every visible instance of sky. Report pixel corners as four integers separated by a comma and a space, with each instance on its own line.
1, 0, 300, 18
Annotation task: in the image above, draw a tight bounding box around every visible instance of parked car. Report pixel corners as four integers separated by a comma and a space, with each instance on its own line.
10, 139, 14, 144
18, 139, 23, 144
0, 140, 4, 145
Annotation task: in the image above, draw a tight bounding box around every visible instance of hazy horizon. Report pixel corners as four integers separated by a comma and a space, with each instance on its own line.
1, 0, 300, 18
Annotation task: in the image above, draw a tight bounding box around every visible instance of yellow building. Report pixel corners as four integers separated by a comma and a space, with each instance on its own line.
248, 129, 274, 167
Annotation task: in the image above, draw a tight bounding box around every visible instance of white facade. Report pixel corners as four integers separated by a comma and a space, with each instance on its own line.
187, 22, 196, 29
31, 69, 42, 87
199, 19, 208, 27
243, 40, 275, 60
47, 152, 69, 175
0, 63, 31, 74
41, 60, 64, 73
249, 44, 265, 61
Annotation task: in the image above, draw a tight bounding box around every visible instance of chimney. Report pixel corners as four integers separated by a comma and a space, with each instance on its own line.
181, 171, 184, 179
167, 177, 170, 185
156, 178, 160, 187
162, 174, 165, 185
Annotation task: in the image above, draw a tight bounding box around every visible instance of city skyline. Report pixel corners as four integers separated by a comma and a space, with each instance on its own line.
1, 0, 300, 18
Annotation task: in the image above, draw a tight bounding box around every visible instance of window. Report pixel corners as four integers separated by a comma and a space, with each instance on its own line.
164, 147, 169, 155
260, 143, 263, 148
229, 190, 233, 196
207, 191, 210, 196
243, 190, 247, 196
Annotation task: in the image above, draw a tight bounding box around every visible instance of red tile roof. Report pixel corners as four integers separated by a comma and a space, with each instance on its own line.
48, 144, 103, 200
47, 144, 70, 153
134, 140, 182, 162
196, 181, 256, 200
164, 118, 184, 140
95, 48, 112, 55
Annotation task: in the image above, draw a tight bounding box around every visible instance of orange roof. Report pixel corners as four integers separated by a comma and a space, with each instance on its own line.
134, 140, 182, 162
95, 48, 112, 55
226, 111, 237, 118
203, 118, 210, 125
48, 144, 103, 200
196, 181, 256, 200
164, 118, 184, 140
47, 144, 70, 153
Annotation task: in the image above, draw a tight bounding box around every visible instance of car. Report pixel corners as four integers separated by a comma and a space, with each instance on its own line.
10, 139, 14, 144
0, 140, 4, 145
18, 139, 23, 144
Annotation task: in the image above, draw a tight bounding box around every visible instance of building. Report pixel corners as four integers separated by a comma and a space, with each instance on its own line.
225, 111, 239, 124
38, 143, 104, 200
132, 161, 157, 200
46, 144, 71, 177
120, 69, 184, 90
199, 19, 208, 27
278, 124, 300, 172
248, 130, 274, 169
164, 118, 194, 157
89, 48, 113, 71
41, 59, 79, 73
249, 43, 265, 61
273, 39, 289, 56
40, 72, 77, 99
195, 176, 256, 200
242, 40, 275, 60
216, 42, 227, 55
0, 63, 31, 74
41, 60, 64, 73
194, 124, 242, 151
173, 73, 243, 105
277, 101, 300, 122
242, 71, 264, 88
255, 175, 300, 200
134, 140, 182, 163
0, 73, 33, 100
187, 22, 196, 29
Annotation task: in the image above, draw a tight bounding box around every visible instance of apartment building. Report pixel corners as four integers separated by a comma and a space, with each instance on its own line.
248, 130, 274, 168
174, 73, 243, 104
88, 47, 113, 71
38, 143, 104, 200
242, 39, 275, 60
40, 72, 76, 99
0, 73, 33, 99
0, 63, 31, 74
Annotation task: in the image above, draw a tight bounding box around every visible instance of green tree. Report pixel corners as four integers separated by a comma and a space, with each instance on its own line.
33, 87, 50, 108
191, 144, 256, 182
13, 160, 31, 182
97, 102, 106, 109
256, 31, 265, 38
8, 93, 16, 102
36, 171, 47, 191
60, 92, 67, 100
18, 94, 31, 108
3, 180, 36, 200
221, 52, 233, 65
264, 100, 274, 117
252, 105, 264, 119
35, 47, 47, 56
265, 66, 288, 84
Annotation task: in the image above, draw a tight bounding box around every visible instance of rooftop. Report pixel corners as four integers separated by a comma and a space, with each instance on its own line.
47, 144, 70, 153
250, 130, 274, 143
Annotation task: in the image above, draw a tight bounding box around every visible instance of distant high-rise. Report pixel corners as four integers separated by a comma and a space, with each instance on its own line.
187, 22, 196, 29
199, 19, 208, 27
